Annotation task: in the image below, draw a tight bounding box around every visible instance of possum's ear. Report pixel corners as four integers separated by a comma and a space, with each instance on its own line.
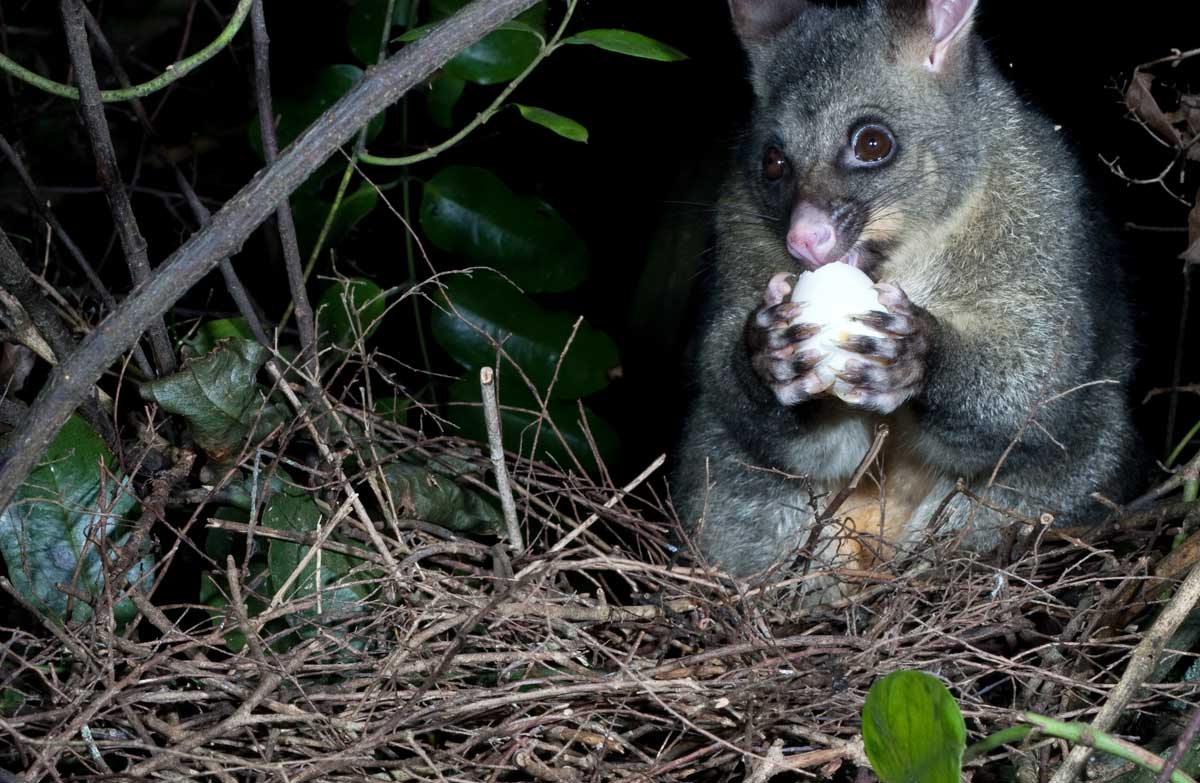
728, 0, 809, 43
922, 0, 978, 73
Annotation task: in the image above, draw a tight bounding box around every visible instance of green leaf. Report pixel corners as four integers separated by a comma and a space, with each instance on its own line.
430, 0, 544, 84
347, 0, 393, 64
396, 22, 432, 43
263, 487, 373, 625
317, 278, 388, 349
181, 317, 254, 359
141, 338, 285, 461
514, 104, 588, 143
291, 183, 379, 261
0, 416, 149, 623
562, 29, 687, 62
497, 20, 545, 41
247, 65, 385, 191
200, 570, 261, 653
448, 378, 617, 472
420, 165, 588, 293
862, 671, 966, 783
0, 687, 25, 713
381, 462, 502, 533
431, 272, 619, 399
427, 73, 466, 129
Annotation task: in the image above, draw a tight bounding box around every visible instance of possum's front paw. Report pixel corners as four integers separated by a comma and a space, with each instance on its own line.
744, 272, 829, 406
835, 281, 932, 414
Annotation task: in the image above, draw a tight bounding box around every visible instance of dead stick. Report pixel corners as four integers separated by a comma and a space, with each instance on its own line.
481, 366, 522, 551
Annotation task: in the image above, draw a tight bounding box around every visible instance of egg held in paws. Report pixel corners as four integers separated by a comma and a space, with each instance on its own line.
789, 262, 887, 400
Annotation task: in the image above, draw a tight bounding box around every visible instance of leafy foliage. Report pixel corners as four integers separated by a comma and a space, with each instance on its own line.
431, 0, 545, 85
381, 462, 503, 533
862, 671, 967, 783
291, 184, 380, 262
562, 29, 688, 61
431, 272, 618, 400
141, 338, 284, 461
420, 165, 589, 293
317, 277, 388, 349
515, 104, 589, 142
0, 416, 149, 623
262, 485, 375, 629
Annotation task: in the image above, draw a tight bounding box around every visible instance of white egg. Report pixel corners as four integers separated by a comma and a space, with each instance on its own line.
789, 263, 887, 400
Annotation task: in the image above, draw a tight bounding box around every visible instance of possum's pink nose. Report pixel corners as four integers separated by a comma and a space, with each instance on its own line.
786, 203, 837, 267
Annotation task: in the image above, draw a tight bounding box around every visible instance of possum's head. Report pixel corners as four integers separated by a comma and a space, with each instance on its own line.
728, 0, 988, 278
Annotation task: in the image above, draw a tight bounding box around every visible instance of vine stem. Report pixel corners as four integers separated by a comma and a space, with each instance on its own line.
0, 0, 542, 518
358, 0, 579, 168
965, 715, 1199, 782
0, 0, 253, 102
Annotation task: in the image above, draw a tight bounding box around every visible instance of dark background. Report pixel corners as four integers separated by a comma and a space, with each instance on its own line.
1, 0, 1198, 476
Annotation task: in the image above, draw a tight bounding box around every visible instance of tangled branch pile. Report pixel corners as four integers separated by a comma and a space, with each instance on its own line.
1, 380, 1193, 781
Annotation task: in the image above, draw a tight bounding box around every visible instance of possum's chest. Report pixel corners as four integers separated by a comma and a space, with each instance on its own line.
787, 407, 940, 565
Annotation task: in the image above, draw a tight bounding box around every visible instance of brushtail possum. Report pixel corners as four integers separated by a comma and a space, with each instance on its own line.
672, 0, 1140, 577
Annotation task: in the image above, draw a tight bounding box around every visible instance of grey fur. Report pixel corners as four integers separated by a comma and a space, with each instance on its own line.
672, 0, 1139, 577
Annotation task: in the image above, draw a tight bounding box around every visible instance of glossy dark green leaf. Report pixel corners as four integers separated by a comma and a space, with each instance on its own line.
182, 318, 255, 359
317, 278, 388, 349
427, 73, 466, 128
420, 166, 588, 293
347, 0, 393, 64
448, 378, 618, 472
862, 671, 966, 783
431, 273, 619, 399
562, 29, 687, 62
514, 104, 588, 142
291, 184, 379, 261
497, 20, 545, 40
0, 416, 149, 623
141, 338, 285, 461
430, 0, 544, 84
263, 487, 372, 622
381, 462, 502, 533
200, 568, 269, 653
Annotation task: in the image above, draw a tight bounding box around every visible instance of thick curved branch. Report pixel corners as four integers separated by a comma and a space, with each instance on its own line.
0, 0, 540, 512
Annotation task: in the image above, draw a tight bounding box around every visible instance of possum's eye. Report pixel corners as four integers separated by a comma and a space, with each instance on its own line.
762, 146, 788, 182
850, 124, 895, 165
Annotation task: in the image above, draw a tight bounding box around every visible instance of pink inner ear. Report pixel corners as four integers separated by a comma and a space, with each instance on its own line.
927, 0, 976, 44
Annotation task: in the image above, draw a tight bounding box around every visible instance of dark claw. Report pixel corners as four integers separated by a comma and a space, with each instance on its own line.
754, 301, 801, 329
767, 322, 819, 350
853, 311, 913, 336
